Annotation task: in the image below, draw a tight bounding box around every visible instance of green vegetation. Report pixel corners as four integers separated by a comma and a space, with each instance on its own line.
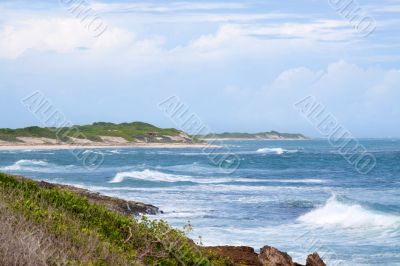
0, 122, 305, 143
0, 126, 57, 142
200, 131, 306, 140
0, 173, 230, 265
0, 122, 192, 143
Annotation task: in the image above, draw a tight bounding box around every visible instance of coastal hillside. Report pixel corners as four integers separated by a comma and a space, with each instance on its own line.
0, 122, 198, 146
201, 131, 307, 140
0, 173, 229, 265
0, 173, 326, 266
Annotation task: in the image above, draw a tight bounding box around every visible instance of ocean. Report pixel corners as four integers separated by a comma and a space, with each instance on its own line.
0, 139, 399, 265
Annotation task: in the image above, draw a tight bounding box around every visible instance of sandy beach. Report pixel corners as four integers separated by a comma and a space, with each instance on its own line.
0, 143, 218, 151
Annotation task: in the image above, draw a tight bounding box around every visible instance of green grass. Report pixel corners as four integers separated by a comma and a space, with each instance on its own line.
0, 122, 184, 143
0, 173, 230, 265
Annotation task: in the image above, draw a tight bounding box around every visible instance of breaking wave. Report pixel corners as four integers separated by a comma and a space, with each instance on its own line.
109, 169, 199, 183
1, 159, 77, 173
1, 159, 51, 171
256, 147, 298, 155
298, 195, 400, 229
109, 169, 326, 185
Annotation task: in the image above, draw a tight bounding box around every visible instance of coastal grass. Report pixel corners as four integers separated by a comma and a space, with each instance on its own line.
0, 122, 183, 143
0, 173, 230, 265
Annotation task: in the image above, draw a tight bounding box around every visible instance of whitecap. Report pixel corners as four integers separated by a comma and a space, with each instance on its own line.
109, 169, 195, 183
82, 150, 104, 155
109, 169, 263, 184
298, 194, 400, 229
256, 147, 298, 155
109, 169, 326, 185
0, 159, 78, 173
2, 159, 50, 171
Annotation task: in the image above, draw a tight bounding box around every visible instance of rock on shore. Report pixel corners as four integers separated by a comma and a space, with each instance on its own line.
205, 245, 327, 266
12, 175, 160, 215
37, 180, 160, 215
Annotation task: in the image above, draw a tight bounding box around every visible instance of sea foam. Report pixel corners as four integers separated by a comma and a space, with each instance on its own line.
1, 159, 77, 173
298, 195, 400, 229
256, 147, 298, 155
109, 169, 195, 183
109, 169, 272, 184
2, 159, 51, 171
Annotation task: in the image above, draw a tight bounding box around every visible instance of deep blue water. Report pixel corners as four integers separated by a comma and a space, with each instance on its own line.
0, 139, 399, 265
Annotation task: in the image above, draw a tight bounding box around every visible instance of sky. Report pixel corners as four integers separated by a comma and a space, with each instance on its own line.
0, 0, 399, 137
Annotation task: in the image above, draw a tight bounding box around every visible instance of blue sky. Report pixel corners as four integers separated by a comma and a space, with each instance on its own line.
0, 0, 399, 137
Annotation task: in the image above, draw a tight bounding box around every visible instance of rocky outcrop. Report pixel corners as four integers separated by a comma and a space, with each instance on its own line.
306, 253, 326, 266
10, 175, 328, 266
11, 175, 160, 216
206, 245, 327, 266
205, 246, 261, 266
37, 180, 160, 215
259, 246, 294, 266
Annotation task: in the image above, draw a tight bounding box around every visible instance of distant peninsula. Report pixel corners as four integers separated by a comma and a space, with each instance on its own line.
0, 122, 205, 149
200, 131, 307, 140
0, 122, 307, 150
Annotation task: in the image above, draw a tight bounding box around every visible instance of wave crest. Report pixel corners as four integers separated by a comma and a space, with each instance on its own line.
256, 147, 298, 155
2, 160, 50, 171
1, 159, 78, 173
298, 195, 400, 229
109, 169, 195, 183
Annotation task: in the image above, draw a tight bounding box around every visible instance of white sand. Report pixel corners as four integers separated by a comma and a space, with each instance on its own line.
0, 143, 218, 151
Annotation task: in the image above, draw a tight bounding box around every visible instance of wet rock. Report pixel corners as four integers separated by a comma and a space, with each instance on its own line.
306, 253, 326, 266
259, 245, 295, 266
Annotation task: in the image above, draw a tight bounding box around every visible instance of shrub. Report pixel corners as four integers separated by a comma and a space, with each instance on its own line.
0, 173, 221, 265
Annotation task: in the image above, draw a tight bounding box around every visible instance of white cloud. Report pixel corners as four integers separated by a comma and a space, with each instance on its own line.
0, 17, 348, 61
132, 12, 297, 24
266, 61, 400, 133
218, 60, 400, 136
251, 20, 357, 41
0, 0, 372, 63
188, 20, 358, 50
0, 18, 165, 59
90, 2, 250, 13
269, 67, 323, 91
176, 21, 357, 62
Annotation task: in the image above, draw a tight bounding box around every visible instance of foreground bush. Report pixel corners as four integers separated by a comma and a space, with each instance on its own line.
0, 173, 228, 265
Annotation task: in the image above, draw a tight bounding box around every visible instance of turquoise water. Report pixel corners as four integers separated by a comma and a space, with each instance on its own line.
0, 139, 399, 265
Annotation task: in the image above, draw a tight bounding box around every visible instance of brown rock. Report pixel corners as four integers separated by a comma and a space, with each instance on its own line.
259, 246, 294, 266
22, 177, 159, 215
205, 246, 261, 266
306, 253, 326, 266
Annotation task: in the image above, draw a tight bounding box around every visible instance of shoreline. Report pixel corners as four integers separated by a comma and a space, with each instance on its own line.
13, 175, 160, 215
0, 138, 310, 151
0, 142, 218, 151
201, 138, 308, 141
0, 173, 327, 266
